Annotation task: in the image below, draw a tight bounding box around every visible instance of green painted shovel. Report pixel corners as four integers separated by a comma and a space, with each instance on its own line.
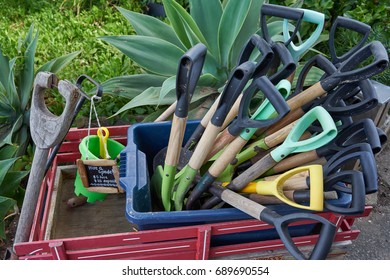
172, 61, 256, 211
155, 43, 207, 211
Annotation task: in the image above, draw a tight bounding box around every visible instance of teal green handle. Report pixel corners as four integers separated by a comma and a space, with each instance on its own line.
271, 106, 337, 162
240, 79, 291, 141
283, 9, 325, 62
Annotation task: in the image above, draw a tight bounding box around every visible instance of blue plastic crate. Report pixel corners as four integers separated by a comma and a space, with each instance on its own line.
119, 120, 352, 231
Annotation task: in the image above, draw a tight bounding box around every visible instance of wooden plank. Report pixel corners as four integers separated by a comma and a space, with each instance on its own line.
45, 166, 135, 240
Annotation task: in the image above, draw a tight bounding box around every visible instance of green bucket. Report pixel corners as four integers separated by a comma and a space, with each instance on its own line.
74, 135, 125, 203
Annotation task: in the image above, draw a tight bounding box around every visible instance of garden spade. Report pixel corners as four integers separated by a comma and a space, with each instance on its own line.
14, 72, 80, 246
151, 43, 207, 211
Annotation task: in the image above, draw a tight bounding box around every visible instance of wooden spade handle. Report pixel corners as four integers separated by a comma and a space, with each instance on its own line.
270, 150, 320, 175
165, 116, 188, 166
209, 136, 248, 177
230, 153, 277, 191
154, 101, 177, 122
188, 122, 221, 169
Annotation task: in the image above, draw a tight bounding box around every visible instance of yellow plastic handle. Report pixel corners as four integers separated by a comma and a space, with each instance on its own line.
240, 165, 324, 211
97, 127, 110, 159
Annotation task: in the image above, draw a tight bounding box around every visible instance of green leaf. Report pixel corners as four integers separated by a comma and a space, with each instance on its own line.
189, 0, 222, 57
112, 87, 174, 117
0, 171, 29, 197
160, 73, 220, 104
2, 115, 23, 146
0, 49, 10, 91
100, 35, 185, 76
101, 74, 166, 99
19, 29, 38, 111
117, 7, 185, 50
159, 75, 176, 103
0, 145, 18, 160
7, 58, 20, 109
37, 51, 81, 74
293, 65, 325, 87
0, 157, 19, 186
162, 0, 207, 49
0, 196, 16, 239
218, 0, 252, 67
229, 0, 263, 69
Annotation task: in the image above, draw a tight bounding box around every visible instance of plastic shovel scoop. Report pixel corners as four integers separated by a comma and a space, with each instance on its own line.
150, 43, 207, 211
172, 61, 256, 211
240, 165, 324, 211
207, 184, 337, 260
201, 106, 337, 209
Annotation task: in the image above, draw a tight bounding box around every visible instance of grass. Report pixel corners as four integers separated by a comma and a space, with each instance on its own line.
0, 0, 149, 123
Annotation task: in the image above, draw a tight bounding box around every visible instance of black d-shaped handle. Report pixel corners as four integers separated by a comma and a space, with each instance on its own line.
329, 16, 371, 66
323, 170, 366, 215
260, 209, 336, 260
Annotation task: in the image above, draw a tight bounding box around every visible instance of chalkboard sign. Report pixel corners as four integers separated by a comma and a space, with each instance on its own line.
76, 159, 123, 194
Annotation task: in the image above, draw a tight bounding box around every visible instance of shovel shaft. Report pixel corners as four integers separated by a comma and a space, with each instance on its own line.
188, 122, 221, 170
165, 116, 188, 166
230, 153, 277, 192
259, 107, 305, 137
255, 81, 325, 137
266, 149, 320, 176
14, 148, 49, 245
155, 101, 177, 122
209, 136, 248, 177
209, 187, 267, 219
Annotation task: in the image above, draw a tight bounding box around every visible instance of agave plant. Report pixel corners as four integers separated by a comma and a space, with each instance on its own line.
0, 24, 80, 239
100, 0, 266, 120
101, 0, 327, 121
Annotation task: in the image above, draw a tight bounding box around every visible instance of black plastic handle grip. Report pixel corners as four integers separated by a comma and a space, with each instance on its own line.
230, 76, 290, 135
292, 54, 337, 98
329, 16, 371, 66
322, 79, 378, 116
76, 74, 103, 99
323, 170, 366, 215
176, 43, 207, 118
260, 3, 304, 46
260, 209, 337, 260
323, 143, 378, 194
322, 41, 389, 92
316, 118, 382, 157
268, 43, 296, 84
238, 34, 274, 79
211, 61, 255, 127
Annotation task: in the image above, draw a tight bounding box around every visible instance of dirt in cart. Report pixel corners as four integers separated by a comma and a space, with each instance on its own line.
2, 142, 390, 260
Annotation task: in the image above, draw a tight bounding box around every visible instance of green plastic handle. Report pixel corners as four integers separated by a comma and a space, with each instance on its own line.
240, 79, 291, 141
271, 106, 337, 162
283, 9, 325, 62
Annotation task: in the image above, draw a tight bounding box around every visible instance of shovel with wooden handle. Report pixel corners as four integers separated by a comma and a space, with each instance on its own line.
151, 43, 207, 211
207, 184, 337, 260
201, 106, 338, 209
255, 41, 388, 140
172, 61, 256, 211
14, 72, 80, 246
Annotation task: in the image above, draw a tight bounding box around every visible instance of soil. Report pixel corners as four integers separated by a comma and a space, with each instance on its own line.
1, 133, 390, 260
